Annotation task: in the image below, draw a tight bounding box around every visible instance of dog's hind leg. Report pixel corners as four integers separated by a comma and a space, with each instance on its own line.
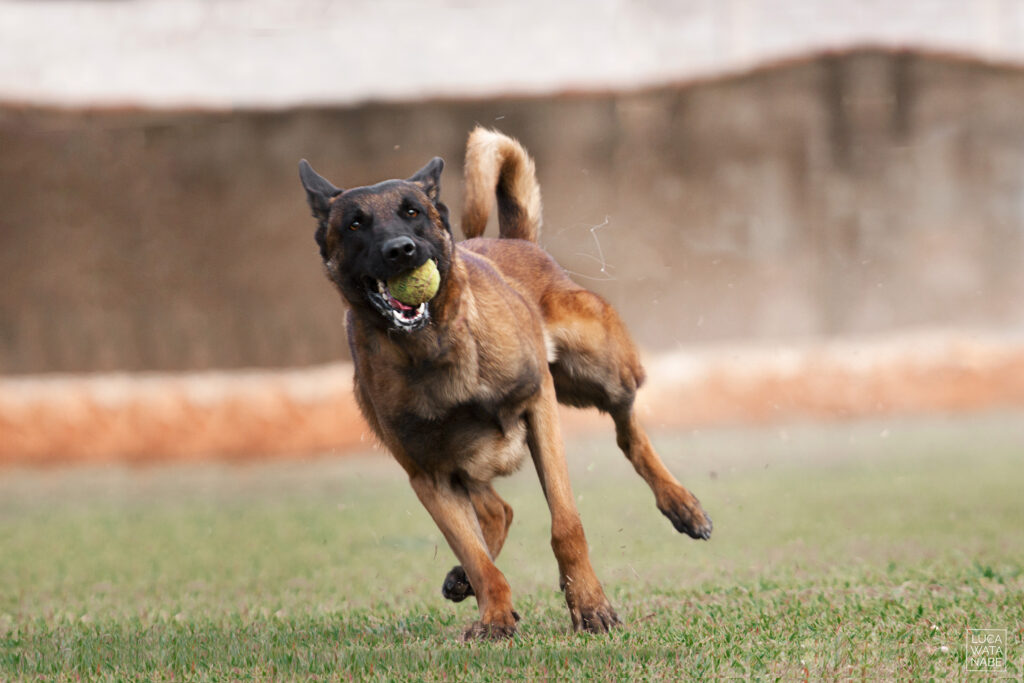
442, 484, 514, 603
544, 288, 712, 540
409, 473, 520, 639
610, 407, 713, 540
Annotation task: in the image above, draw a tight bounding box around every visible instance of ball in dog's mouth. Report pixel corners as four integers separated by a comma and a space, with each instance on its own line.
364, 260, 438, 331
386, 259, 440, 306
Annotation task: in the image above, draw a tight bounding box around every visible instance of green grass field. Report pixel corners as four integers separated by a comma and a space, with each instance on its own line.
2, 414, 1022, 680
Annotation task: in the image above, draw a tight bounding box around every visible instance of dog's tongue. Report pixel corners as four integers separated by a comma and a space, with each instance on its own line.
388, 294, 414, 312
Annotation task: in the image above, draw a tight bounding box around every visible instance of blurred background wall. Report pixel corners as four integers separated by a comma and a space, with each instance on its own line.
2, 49, 1024, 373
3, 0, 1024, 462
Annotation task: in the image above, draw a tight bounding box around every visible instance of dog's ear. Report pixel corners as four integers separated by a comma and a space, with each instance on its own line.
408, 157, 444, 203
299, 160, 343, 225
299, 160, 343, 260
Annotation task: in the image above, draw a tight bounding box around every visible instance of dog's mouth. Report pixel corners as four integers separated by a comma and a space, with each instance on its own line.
364, 278, 430, 331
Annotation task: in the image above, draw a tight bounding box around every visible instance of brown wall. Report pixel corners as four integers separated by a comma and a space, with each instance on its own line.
2, 49, 1023, 374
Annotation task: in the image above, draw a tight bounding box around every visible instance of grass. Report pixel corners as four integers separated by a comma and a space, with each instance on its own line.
1, 413, 1023, 680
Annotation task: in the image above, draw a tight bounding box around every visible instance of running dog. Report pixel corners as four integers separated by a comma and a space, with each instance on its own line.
298, 128, 712, 639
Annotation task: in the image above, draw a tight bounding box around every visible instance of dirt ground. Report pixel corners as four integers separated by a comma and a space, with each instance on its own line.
2, 329, 1022, 466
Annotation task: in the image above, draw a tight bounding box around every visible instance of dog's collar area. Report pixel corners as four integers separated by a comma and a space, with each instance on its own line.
364, 278, 430, 331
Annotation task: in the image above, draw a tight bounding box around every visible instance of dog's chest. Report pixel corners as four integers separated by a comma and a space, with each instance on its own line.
386, 357, 541, 479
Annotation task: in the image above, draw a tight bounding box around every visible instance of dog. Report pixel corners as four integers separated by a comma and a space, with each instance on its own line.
298, 128, 712, 639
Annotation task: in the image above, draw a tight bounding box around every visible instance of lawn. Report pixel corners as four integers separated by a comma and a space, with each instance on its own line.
2, 413, 1022, 680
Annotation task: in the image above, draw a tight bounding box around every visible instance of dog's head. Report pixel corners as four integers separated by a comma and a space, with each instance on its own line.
299, 157, 454, 332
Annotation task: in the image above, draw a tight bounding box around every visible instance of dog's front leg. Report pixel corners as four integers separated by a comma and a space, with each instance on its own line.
408, 471, 520, 640
527, 375, 620, 634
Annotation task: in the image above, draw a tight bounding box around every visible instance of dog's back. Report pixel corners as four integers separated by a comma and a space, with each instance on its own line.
457, 129, 648, 415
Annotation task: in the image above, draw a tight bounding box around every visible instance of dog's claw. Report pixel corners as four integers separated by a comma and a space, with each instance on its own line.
442, 565, 475, 603
572, 603, 621, 634
699, 513, 713, 539
462, 610, 519, 641
462, 621, 517, 641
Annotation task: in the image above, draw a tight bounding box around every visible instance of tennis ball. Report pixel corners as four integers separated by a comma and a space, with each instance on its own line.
387, 259, 440, 306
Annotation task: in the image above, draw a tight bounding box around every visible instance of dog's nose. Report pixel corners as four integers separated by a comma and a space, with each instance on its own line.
382, 236, 417, 266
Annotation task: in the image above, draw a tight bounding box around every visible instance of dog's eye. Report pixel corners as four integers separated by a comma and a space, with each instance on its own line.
404, 208, 420, 218
348, 220, 361, 231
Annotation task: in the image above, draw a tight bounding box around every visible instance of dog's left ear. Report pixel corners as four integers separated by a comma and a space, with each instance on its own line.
408, 157, 444, 203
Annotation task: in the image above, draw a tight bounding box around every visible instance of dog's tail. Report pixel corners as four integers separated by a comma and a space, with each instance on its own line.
462, 127, 542, 242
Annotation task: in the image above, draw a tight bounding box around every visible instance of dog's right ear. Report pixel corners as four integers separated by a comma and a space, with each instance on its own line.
299, 160, 343, 259
299, 159, 343, 226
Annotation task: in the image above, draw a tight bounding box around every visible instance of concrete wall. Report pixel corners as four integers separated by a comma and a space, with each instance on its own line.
2, 49, 1023, 373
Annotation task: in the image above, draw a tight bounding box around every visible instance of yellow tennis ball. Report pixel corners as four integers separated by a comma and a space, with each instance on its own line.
387, 259, 440, 306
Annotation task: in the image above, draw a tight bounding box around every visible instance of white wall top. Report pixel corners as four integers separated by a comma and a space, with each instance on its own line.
2, 0, 1023, 109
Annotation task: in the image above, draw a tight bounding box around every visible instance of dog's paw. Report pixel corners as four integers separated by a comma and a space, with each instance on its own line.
657, 486, 713, 540
570, 601, 620, 634
563, 582, 620, 634
461, 609, 520, 641
442, 565, 475, 603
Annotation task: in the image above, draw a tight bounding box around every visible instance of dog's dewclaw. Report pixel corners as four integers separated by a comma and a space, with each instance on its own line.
387, 259, 440, 305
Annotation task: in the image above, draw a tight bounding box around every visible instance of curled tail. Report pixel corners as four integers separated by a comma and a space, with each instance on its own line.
461, 127, 543, 242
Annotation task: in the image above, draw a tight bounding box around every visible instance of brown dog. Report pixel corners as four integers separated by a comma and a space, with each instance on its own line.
299, 128, 712, 639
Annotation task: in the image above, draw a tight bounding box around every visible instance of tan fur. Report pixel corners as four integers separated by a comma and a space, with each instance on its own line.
462, 127, 543, 242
